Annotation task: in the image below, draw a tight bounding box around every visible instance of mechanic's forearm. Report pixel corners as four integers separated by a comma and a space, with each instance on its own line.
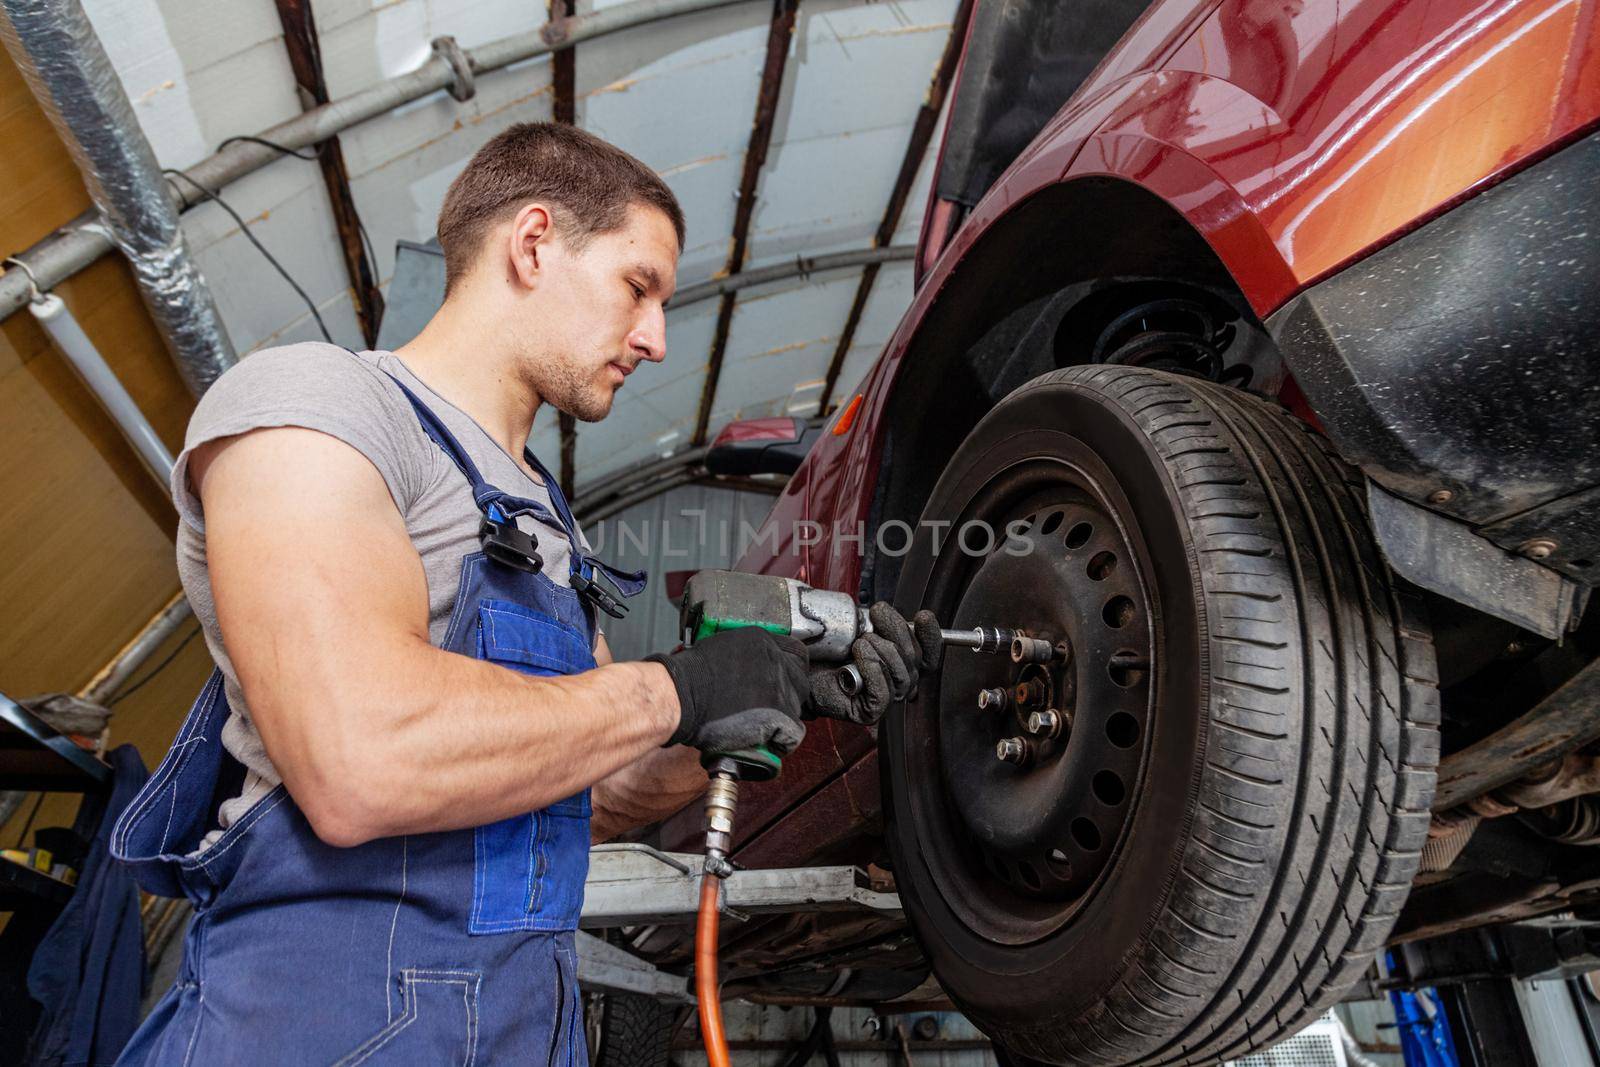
590, 745, 708, 843
263, 642, 679, 846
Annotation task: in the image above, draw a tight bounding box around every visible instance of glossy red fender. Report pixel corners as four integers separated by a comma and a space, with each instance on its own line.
671, 0, 1600, 860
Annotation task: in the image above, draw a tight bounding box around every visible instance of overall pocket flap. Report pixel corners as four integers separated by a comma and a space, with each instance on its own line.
477, 599, 594, 675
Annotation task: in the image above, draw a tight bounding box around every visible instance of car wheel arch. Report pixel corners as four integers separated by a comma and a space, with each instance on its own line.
862, 175, 1267, 605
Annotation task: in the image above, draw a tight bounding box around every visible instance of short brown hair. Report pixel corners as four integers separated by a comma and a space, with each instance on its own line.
436, 122, 685, 293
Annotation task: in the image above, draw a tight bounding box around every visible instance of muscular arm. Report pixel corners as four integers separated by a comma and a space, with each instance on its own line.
588, 634, 708, 843
195, 425, 682, 847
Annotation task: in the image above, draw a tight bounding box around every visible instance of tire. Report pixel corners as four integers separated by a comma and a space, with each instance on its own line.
882, 365, 1440, 1066
592, 993, 674, 1067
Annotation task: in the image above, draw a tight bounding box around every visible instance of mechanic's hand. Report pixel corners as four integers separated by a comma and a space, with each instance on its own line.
646, 628, 810, 755
810, 603, 944, 726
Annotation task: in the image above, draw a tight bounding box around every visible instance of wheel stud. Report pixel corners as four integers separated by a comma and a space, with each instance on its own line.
1012, 678, 1048, 709
996, 736, 1033, 765
1026, 708, 1065, 739
977, 687, 1008, 711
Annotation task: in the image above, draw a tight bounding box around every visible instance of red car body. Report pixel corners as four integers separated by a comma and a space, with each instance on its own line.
662, 0, 1600, 866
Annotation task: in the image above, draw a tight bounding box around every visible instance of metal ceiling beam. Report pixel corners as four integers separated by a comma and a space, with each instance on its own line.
690, 0, 800, 447
274, 0, 385, 348
550, 0, 580, 501
0, 0, 762, 322
815, 0, 972, 415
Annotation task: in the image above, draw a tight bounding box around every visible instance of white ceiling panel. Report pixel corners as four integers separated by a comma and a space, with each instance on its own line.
85, 0, 300, 168
705, 270, 859, 418
578, 10, 775, 285
829, 258, 916, 401
743, 0, 955, 263
185, 180, 358, 352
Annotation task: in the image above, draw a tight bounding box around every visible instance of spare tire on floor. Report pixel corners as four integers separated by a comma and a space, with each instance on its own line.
882, 365, 1440, 1066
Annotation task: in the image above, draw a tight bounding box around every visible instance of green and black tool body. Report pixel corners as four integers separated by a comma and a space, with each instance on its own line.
677, 570, 871, 781
677, 569, 1022, 778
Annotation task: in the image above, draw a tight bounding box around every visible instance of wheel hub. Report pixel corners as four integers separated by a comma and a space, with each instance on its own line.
937, 497, 1154, 903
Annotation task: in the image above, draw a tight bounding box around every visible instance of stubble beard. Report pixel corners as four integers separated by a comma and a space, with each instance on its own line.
528, 350, 614, 423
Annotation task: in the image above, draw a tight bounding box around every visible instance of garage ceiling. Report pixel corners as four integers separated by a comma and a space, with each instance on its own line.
83, 0, 962, 489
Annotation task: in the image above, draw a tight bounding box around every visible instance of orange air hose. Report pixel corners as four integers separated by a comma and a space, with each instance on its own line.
696, 874, 732, 1067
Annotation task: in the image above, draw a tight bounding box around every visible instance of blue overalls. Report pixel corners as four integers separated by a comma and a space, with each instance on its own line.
111, 378, 645, 1065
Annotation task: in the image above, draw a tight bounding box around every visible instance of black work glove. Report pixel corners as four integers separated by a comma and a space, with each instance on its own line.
647, 627, 810, 755
810, 603, 943, 726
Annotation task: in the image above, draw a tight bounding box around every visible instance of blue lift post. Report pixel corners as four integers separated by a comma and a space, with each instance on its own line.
1389, 985, 1462, 1067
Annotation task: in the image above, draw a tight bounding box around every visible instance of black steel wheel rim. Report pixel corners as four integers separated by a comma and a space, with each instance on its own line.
907, 453, 1159, 944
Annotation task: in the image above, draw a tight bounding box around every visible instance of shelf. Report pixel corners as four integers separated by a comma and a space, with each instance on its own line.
0, 692, 111, 793
0, 856, 73, 911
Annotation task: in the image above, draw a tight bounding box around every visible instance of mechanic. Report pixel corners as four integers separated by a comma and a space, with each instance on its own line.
110, 123, 934, 1064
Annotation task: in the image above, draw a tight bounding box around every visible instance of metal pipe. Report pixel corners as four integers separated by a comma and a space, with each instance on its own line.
80, 591, 193, 706
0, 0, 759, 323
0, 591, 194, 840
668, 244, 916, 310
0, 0, 235, 393
29, 292, 174, 491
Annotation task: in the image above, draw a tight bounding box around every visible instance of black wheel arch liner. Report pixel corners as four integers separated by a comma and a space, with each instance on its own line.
1264, 128, 1600, 635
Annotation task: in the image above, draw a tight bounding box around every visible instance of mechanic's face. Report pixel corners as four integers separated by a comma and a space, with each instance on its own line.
521, 203, 678, 422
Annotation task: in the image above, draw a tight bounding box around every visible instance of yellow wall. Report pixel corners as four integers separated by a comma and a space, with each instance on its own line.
1, 49, 213, 848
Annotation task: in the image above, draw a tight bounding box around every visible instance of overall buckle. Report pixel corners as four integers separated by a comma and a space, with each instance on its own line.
480, 515, 543, 574
572, 565, 627, 620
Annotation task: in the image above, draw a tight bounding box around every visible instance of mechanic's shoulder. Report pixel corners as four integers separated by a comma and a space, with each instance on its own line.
197, 342, 408, 418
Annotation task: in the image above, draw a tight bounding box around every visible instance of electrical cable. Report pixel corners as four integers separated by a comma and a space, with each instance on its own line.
163, 169, 334, 343
216, 134, 318, 160
211, 134, 385, 311
108, 626, 202, 707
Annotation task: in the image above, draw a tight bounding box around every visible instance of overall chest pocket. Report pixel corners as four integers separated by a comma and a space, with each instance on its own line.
470, 599, 595, 934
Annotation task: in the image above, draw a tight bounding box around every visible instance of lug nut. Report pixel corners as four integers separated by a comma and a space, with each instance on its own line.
1011, 635, 1058, 664
977, 687, 1008, 711
996, 736, 1032, 765
1027, 708, 1065, 739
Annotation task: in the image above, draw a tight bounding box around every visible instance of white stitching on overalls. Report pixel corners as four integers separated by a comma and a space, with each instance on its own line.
118, 671, 219, 852
331, 978, 417, 1066
190, 794, 287, 871
334, 970, 480, 1067
116, 680, 218, 859
178, 988, 205, 1067
385, 836, 408, 1023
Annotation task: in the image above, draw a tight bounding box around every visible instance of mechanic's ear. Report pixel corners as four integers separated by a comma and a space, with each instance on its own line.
506, 202, 554, 289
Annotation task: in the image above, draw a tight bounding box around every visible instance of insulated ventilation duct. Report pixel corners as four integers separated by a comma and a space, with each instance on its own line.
0, 0, 235, 394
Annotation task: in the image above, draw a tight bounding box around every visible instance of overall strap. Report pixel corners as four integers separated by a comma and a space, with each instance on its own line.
383, 370, 647, 614
385, 374, 577, 542
387, 375, 503, 512
523, 447, 580, 538
521, 448, 648, 606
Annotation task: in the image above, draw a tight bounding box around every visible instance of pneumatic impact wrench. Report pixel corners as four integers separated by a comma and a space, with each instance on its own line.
676, 570, 1023, 1065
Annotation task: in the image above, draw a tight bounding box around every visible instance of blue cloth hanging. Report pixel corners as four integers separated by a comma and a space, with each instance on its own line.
26, 745, 149, 1067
